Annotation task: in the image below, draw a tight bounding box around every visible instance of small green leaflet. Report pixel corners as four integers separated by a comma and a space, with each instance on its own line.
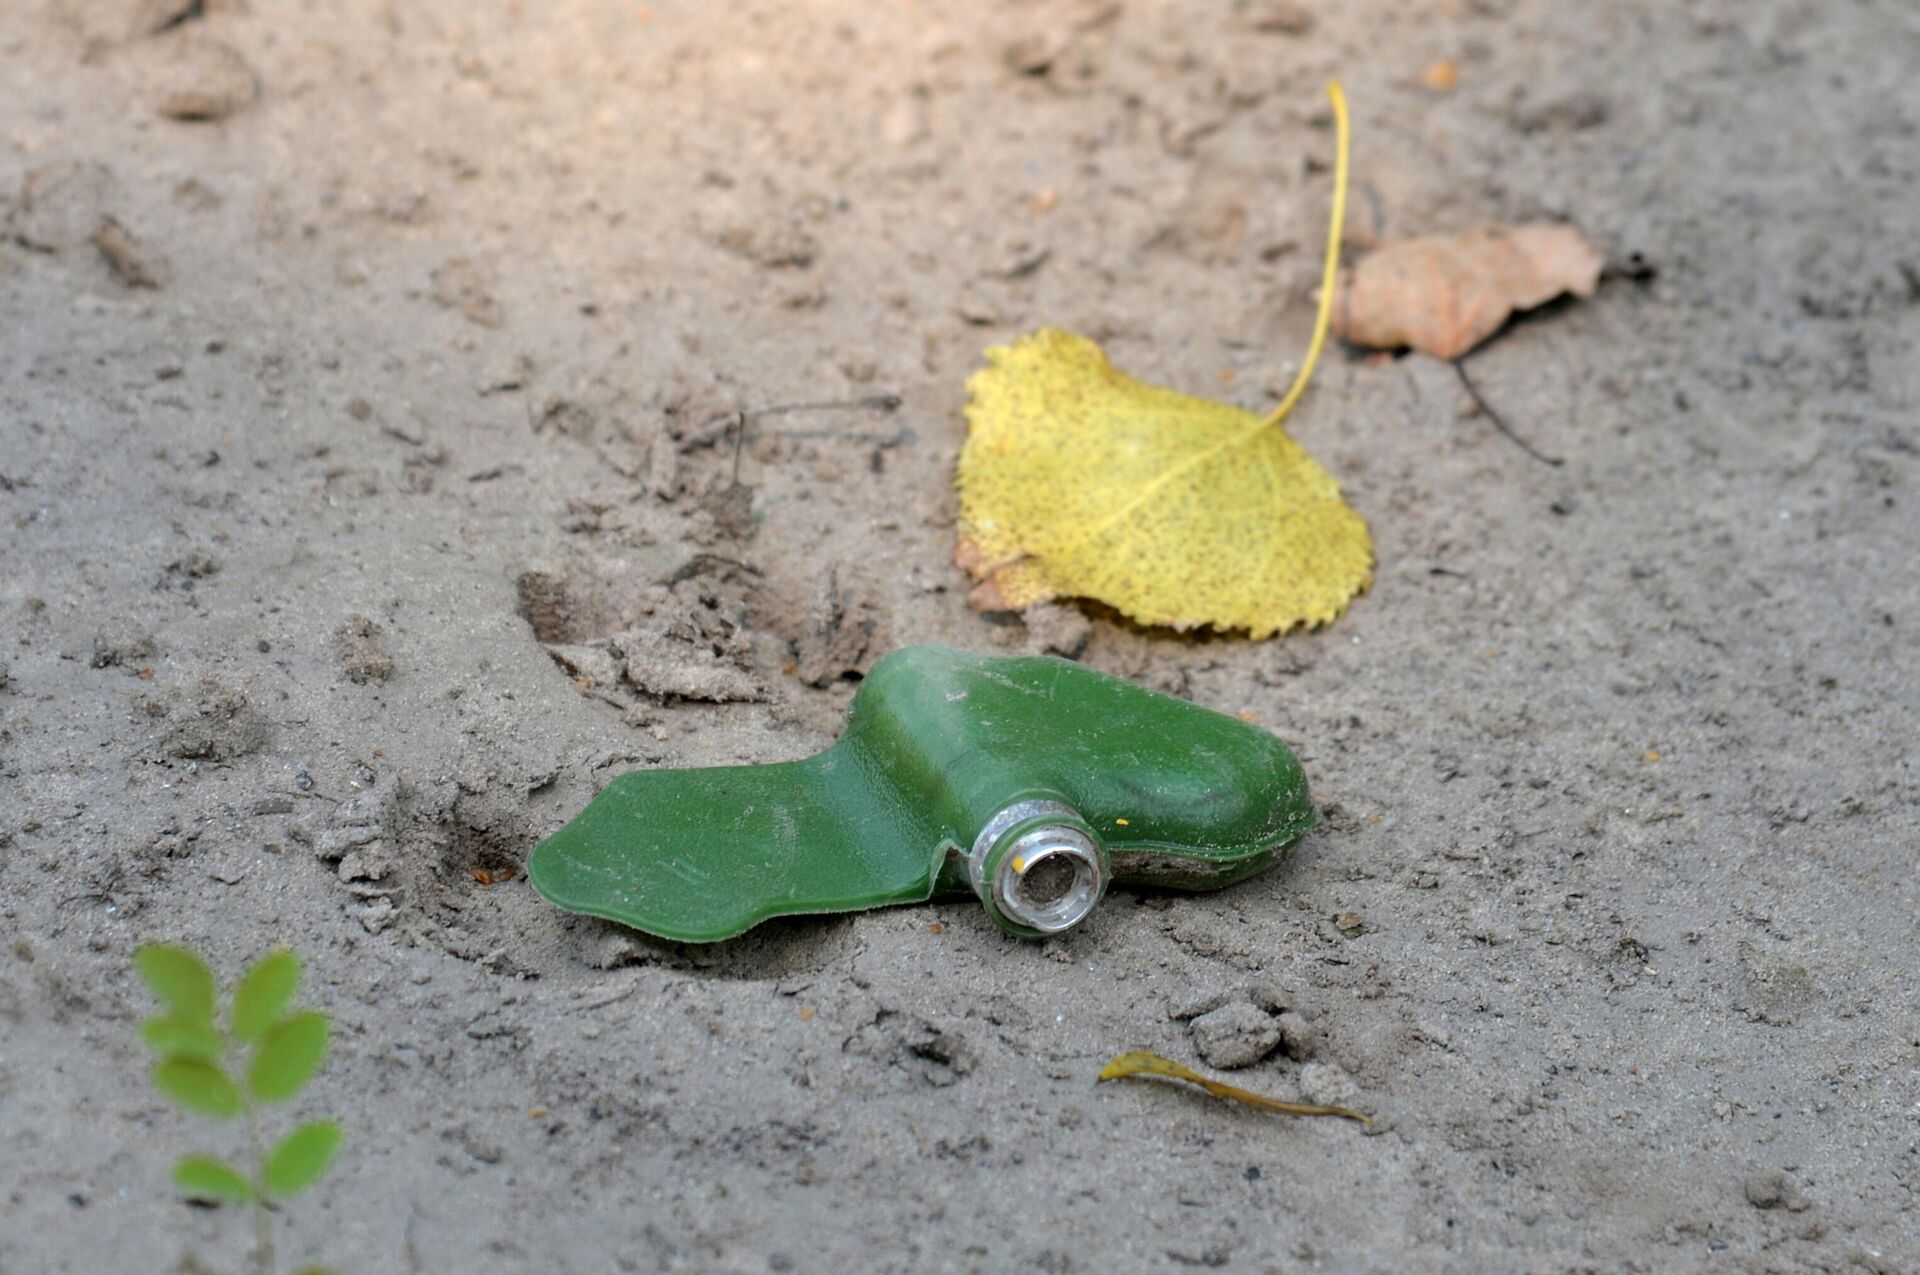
264, 1122, 343, 1196
153, 1059, 243, 1119
232, 949, 301, 1043
174, 1155, 254, 1202
142, 1015, 223, 1062
135, 944, 216, 1026
250, 1012, 328, 1102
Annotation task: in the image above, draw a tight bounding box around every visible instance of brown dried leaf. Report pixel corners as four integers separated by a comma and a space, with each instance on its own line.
1330, 223, 1603, 360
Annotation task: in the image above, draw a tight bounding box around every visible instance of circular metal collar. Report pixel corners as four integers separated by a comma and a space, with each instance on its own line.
968, 799, 1106, 935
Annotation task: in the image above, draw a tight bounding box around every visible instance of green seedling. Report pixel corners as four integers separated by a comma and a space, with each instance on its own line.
134, 942, 343, 1275
530, 644, 1317, 942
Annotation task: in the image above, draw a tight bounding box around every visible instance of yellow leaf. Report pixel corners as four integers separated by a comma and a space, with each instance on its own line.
955, 83, 1370, 638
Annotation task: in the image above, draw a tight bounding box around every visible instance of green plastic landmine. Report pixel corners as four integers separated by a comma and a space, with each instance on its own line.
528, 645, 1316, 942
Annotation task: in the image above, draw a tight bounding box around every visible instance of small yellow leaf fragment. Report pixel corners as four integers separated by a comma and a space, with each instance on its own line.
1097, 1051, 1371, 1125
1644, 749, 1661, 763
1113, 818, 1130, 827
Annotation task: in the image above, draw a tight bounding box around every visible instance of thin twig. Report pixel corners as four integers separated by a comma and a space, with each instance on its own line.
699, 394, 903, 469
1261, 80, 1349, 432
1452, 358, 1563, 467
721, 394, 904, 477
748, 393, 901, 420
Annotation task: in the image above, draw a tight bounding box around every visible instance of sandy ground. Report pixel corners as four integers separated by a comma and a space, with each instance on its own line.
3, 1, 1918, 1271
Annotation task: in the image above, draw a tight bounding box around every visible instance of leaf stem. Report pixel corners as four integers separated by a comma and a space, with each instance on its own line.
243, 1088, 276, 1275
1263, 79, 1351, 431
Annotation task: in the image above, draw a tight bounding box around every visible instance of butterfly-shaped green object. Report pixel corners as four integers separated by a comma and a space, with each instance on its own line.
529, 645, 1315, 941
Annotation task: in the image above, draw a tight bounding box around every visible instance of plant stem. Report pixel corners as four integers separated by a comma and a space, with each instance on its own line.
1262, 79, 1350, 432
243, 1099, 276, 1275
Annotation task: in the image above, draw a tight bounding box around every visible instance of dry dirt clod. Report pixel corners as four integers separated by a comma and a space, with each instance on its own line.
12, 162, 117, 252
129, 0, 204, 37
91, 216, 169, 287
521, 560, 767, 705
1274, 1010, 1319, 1061
647, 431, 682, 501
158, 678, 270, 761
715, 222, 817, 270
1243, 2, 1315, 34
1509, 89, 1611, 134
430, 257, 505, 327
614, 623, 764, 704
1157, 167, 1254, 266
1188, 1000, 1284, 1069
92, 623, 157, 669
1001, 32, 1064, 77
542, 642, 622, 689
154, 39, 258, 121
699, 479, 757, 542
794, 565, 881, 687
1019, 600, 1090, 659
1734, 941, 1819, 1027
1297, 1061, 1364, 1112
334, 615, 396, 684
1743, 1169, 1811, 1212
1169, 986, 1236, 1022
